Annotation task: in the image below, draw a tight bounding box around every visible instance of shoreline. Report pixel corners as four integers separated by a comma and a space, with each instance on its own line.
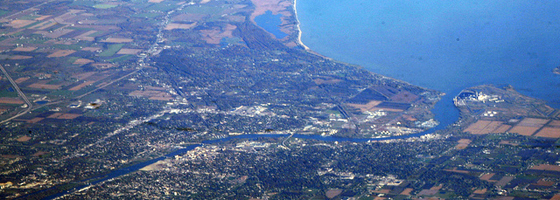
289, 0, 447, 129
291, 0, 339, 61
290, 0, 438, 93
292, 0, 310, 51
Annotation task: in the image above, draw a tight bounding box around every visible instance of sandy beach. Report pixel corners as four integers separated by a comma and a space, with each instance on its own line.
293, 0, 310, 50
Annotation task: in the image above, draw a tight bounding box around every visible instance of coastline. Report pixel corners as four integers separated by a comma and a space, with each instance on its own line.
286, 0, 447, 93
291, 0, 341, 61
292, 0, 310, 51
290, 0, 438, 94
289, 0, 447, 131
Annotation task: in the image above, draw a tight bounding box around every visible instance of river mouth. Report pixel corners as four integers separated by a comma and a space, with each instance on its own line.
39, 1, 560, 198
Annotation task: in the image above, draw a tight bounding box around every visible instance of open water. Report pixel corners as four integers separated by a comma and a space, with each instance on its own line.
44, 2, 560, 198
297, 0, 560, 121
255, 11, 288, 39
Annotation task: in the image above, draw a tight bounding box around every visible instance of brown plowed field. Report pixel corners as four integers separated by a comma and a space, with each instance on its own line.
534, 127, 560, 138
47, 50, 76, 57
0, 97, 24, 104
13, 47, 37, 52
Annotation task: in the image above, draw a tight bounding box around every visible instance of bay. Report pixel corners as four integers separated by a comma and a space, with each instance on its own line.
297, 0, 560, 111
255, 11, 288, 39
38, 2, 560, 198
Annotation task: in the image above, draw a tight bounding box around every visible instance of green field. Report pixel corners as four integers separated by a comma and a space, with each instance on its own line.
51, 43, 88, 51
180, 6, 224, 15
107, 54, 133, 63
93, 4, 118, 9
47, 79, 64, 85
19, 15, 38, 20
88, 31, 104, 37
132, 13, 163, 18
48, 89, 75, 97
16, 37, 48, 44
146, 3, 177, 12
22, 21, 43, 29
67, 57, 80, 64
0, 90, 19, 98
220, 37, 242, 45
100, 44, 125, 57
70, 1, 95, 7
0, 10, 9, 17
10, 31, 24, 37
68, 27, 93, 31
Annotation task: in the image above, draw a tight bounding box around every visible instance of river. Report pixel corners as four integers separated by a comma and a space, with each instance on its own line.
43, 1, 560, 199
45, 130, 439, 199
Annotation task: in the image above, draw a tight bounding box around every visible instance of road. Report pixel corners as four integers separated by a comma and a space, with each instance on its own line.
0, 0, 189, 125
0, 64, 33, 124
281, 133, 293, 149
0, 1, 55, 124
0, 1, 49, 21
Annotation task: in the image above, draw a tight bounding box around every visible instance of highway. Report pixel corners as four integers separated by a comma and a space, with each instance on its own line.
0, 64, 33, 124
0, 1, 55, 123
0, 0, 185, 125
0, 1, 48, 21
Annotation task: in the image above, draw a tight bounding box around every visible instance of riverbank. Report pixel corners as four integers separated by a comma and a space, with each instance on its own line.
45, 130, 447, 199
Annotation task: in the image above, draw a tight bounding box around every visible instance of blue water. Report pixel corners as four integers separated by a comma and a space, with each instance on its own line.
298, 0, 560, 111
43, 145, 202, 200
38, 2, 560, 198
255, 11, 288, 39
35, 101, 48, 105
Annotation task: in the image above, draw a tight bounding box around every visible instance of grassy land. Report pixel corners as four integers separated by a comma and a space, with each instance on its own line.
16, 37, 48, 44
107, 54, 133, 63
22, 21, 43, 29
47, 79, 64, 85
10, 31, 24, 37
180, 6, 224, 15
132, 13, 163, 18
19, 15, 38, 20
88, 31, 104, 37
68, 27, 93, 31
93, 4, 118, 9
67, 57, 80, 64
146, 3, 177, 12
48, 89, 74, 97
0, 10, 9, 17
0, 90, 19, 98
70, 1, 95, 7
14, 65, 29, 72
51, 43, 87, 51
100, 44, 125, 57
221, 37, 242, 45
